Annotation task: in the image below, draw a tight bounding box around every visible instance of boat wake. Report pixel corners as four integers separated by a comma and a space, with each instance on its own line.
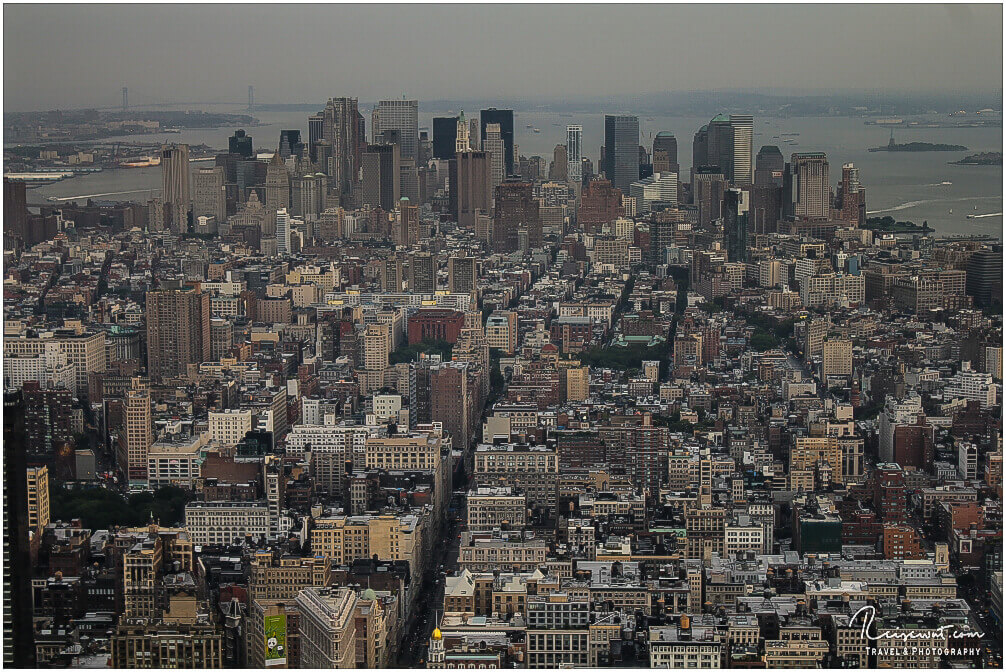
867, 195, 1000, 215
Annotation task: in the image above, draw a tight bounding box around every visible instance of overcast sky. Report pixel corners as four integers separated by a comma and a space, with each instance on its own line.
4, 4, 1003, 111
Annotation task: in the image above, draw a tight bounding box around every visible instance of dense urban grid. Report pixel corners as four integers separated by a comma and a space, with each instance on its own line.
2, 97, 1002, 670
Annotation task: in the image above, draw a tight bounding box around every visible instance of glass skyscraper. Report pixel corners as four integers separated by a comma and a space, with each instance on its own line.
566, 125, 582, 185
603, 115, 639, 191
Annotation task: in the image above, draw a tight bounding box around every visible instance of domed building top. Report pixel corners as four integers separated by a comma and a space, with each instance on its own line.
362, 588, 377, 601
432, 627, 442, 641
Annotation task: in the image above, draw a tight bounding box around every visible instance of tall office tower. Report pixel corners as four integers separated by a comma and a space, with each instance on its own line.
484, 123, 506, 195
836, 162, 866, 226
25, 465, 49, 536
603, 114, 640, 191
410, 252, 436, 293
23, 383, 74, 455
396, 198, 419, 245
400, 159, 420, 202
550, 144, 568, 181
192, 166, 227, 225
229, 129, 253, 158
451, 151, 490, 228
146, 285, 210, 383
373, 99, 419, 161
724, 188, 751, 263
361, 143, 401, 211
418, 130, 432, 166
448, 256, 477, 294
750, 185, 783, 234
966, 246, 1003, 308
276, 208, 291, 255
706, 114, 734, 179
729, 114, 754, 184
786, 152, 830, 219
3, 177, 28, 250
4, 391, 34, 667
292, 173, 324, 219
433, 116, 459, 159
455, 111, 471, 153
692, 125, 709, 175
755, 145, 785, 187
652, 131, 679, 175
693, 168, 726, 227
320, 97, 362, 198
264, 152, 290, 235
160, 144, 190, 233
469, 118, 480, 151
431, 362, 474, 448
493, 182, 540, 253
308, 114, 324, 162
123, 380, 152, 482
278, 130, 304, 160
566, 125, 583, 185
480, 108, 515, 175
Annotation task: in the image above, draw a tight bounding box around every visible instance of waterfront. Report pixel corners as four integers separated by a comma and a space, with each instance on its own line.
24, 105, 1003, 238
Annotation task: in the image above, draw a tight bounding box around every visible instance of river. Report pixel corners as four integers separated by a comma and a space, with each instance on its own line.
24, 103, 1003, 239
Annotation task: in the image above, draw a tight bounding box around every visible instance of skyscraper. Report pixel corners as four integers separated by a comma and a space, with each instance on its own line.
146, 285, 211, 383
123, 381, 152, 482
373, 99, 419, 162
320, 97, 362, 199
160, 144, 190, 233
706, 114, 734, 178
264, 152, 290, 235
450, 150, 490, 228
786, 153, 830, 219
652, 132, 679, 176
724, 188, 751, 263
448, 256, 477, 294
278, 130, 304, 160
755, 145, 785, 187
729, 114, 754, 185
836, 162, 866, 226
566, 125, 583, 185
276, 208, 291, 255
3, 177, 28, 250
550, 144, 568, 182
484, 123, 505, 196
456, 111, 471, 153
229, 129, 253, 158
603, 115, 640, 191
433, 116, 459, 159
361, 143, 401, 211
308, 114, 324, 162
480, 108, 515, 176
4, 391, 34, 667
192, 166, 226, 225
493, 182, 540, 253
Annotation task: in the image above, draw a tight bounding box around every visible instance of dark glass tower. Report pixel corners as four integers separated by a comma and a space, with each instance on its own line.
479, 108, 514, 176
228, 129, 253, 158
433, 117, 459, 160
278, 130, 304, 160
603, 114, 640, 191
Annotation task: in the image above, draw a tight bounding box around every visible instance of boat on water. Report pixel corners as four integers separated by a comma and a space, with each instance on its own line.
533, 128, 540, 133
526, 124, 533, 128
119, 156, 161, 168
941, 181, 953, 185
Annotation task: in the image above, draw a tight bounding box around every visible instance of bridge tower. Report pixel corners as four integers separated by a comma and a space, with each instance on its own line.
247, 86, 254, 111
121, 87, 128, 111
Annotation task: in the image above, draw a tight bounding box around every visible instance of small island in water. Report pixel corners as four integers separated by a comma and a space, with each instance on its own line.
869, 132, 967, 152
951, 151, 1003, 166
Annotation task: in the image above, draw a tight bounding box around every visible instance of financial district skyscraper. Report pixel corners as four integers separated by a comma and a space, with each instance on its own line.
160, 144, 190, 233
566, 125, 583, 185
373, 99, 419, 162
480, 108, 514, 176
603, 115, 639, 191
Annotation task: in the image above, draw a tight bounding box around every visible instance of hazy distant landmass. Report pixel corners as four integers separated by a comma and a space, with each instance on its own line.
869, 141, 969, 153
952, 151, 1003, 165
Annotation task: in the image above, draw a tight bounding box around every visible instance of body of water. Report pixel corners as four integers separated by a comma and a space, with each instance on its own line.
24, 104, 1003, 238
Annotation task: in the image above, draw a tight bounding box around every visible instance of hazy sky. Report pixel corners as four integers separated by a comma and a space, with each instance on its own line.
4, 4, 1003, 111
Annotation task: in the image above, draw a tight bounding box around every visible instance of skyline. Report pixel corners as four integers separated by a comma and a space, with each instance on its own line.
4, 4, 1004, 112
